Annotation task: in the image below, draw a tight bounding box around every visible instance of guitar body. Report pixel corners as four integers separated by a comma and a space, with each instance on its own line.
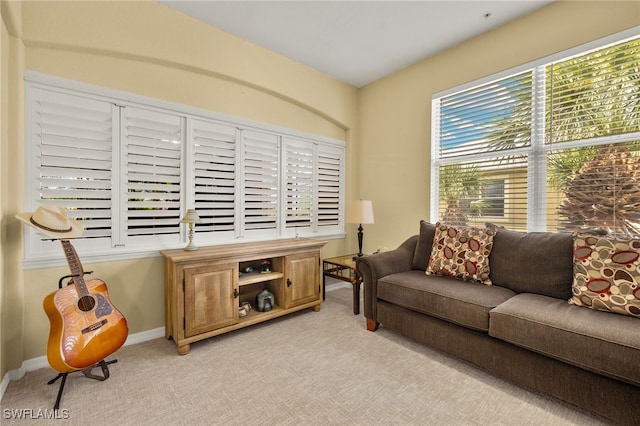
43, 278, 128, 373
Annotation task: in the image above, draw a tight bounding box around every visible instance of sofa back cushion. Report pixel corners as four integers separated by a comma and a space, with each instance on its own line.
489, 227, 573, 299
412, 220, 436, 270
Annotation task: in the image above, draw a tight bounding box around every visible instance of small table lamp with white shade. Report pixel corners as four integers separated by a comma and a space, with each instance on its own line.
180, 209, 202, 251
346, 199, 375, 258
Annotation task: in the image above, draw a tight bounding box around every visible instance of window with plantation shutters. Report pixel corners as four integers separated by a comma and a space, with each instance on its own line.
24, 72, 346, 265
26, 86, 114, 257
432, 33, 640, 236
191, 120, 237, 237
283, 137, 314, 232
122, 107, 183, 243
241, 130, 280, 236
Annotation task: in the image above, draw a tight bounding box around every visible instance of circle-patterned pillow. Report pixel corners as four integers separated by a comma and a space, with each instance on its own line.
426, 222, 495, 285
570, 233, 640, 318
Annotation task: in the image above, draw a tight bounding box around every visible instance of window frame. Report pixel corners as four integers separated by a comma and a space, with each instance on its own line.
23, 72, 346, 268
431, 27, 640, 233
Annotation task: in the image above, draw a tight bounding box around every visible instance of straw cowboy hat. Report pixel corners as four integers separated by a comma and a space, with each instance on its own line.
16, 205, 84, 239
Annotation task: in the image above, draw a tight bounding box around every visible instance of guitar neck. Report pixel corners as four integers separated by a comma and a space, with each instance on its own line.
60, 240, 90, 298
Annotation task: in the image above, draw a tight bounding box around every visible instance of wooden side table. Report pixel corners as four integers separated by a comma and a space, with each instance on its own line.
323, 254, 363, 315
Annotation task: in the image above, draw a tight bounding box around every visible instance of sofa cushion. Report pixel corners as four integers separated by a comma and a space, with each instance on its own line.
489, 293, 640, 386
412, 220, 436, 271
488, 227, 573, 299
378, 270, 516, 332
427, 222, 495, 285
570, 233, 640, 318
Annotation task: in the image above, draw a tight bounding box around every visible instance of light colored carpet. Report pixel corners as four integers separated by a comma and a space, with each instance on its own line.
1, 287, 610, 425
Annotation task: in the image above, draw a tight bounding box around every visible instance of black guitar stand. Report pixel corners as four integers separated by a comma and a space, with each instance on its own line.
46, 271, 118, 411
47, 359, 117, 410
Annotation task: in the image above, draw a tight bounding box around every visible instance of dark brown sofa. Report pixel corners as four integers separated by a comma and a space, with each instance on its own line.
356, 221, 640, 425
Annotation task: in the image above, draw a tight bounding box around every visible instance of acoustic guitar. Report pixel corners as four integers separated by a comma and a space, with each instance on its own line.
43, 240, 128, 373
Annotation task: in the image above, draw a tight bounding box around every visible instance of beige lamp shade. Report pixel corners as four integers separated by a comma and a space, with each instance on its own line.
347, 200, 374, 224
180, 209, 201, 224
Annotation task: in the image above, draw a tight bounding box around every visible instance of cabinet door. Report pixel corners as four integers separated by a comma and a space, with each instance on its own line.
284, 252, 320, 309
184, 263, 239, 337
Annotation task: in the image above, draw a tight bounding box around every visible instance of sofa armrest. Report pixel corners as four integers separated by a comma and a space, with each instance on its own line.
356, 235, 418, 322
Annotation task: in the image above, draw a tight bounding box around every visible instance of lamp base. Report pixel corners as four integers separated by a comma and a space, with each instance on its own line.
356, 224, 364, 258
184, 226, 198, 251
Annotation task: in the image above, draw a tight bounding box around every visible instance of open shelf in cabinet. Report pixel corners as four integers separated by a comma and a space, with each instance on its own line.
239, 271, 284, 286
238, 305, 285, 325
239, 257, 284, 286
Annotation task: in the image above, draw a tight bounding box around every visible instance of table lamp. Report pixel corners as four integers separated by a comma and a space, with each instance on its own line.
180, 209, 202, 251
346, 199, 375, 258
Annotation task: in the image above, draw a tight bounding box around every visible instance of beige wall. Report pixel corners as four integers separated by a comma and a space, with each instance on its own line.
1, 0, 26, 384
357, 0, 639, 253
1, 0, 638, 381
1, 0, 357, 377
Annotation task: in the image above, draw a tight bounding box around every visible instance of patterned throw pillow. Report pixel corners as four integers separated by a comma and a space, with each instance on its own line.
570, 233, 640, 318
426, 222, 495, 285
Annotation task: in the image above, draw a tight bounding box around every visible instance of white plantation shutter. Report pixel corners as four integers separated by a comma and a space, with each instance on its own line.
283, 138, 314, 233
29, 87, 113, 244
241, 130, 279, 236
317, 144, 345, 230
122, 107, 183, 242
191, 120, 237, 237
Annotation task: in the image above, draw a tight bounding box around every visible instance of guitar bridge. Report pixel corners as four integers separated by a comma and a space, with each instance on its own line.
81, 319, 107, 334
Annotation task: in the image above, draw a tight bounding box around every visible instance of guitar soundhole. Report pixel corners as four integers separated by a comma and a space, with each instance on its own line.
78, 295, 96, 312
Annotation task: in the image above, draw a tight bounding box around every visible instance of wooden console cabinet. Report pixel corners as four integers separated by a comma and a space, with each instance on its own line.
162, 238, 326, 354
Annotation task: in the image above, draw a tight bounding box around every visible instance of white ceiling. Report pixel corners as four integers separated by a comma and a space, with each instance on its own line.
159, 1, 554, 87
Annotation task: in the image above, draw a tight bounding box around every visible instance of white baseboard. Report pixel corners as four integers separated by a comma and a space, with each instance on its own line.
325, 276, 353, 292
325, 281, 352, 292
0, 326, 165, 402
123, 326, 166, 347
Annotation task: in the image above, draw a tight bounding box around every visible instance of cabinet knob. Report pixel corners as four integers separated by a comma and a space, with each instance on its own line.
287, 278, 292, 287
234, 288, 239, 298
